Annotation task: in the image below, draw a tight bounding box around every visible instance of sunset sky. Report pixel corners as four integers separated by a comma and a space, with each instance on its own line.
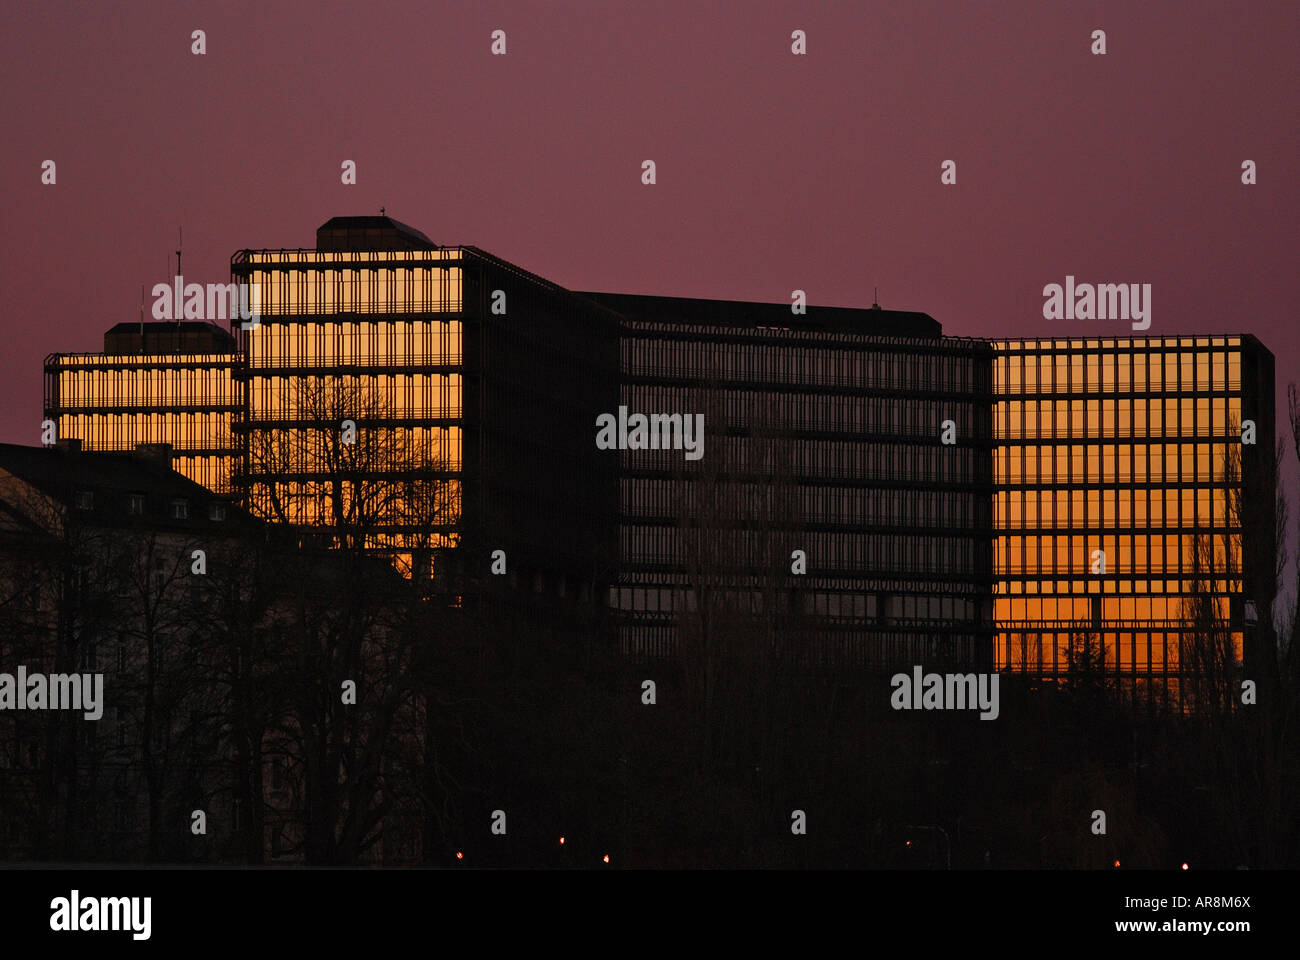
3, 0, 1296, 443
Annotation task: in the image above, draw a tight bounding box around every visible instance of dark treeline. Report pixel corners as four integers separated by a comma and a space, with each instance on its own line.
3, 502, 1297, 868
1, 383, 1298, 867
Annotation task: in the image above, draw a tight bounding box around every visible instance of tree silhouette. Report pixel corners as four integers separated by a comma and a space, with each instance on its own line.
237, 375, 464, 863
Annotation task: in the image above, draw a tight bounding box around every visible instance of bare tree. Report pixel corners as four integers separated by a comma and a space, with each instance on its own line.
0, 476, 124, 858
111, 525, 213, 859
672, 383, 805, 771
1164, 398, 1300, 867
238, 375, 460, 863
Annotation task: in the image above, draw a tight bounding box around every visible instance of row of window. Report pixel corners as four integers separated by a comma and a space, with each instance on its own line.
244, 479, 462, 528
996, 441, 1236, 486
999, 578, 1234, 596
624, 337, 982, 391
622, 438, 984, 484
995, 595, 1228, 623
995, 336, 1241, 351
52, 364, 237, 410
995, 532, 1241, 577
58, 412, 236, 452
241, 425, 463, 472
246, 265, 463, 316
608, 585, 979, 621
241, 249, 461, 264
621, 525, 981, 573
617, 625, 989, 666
246, 373, 463, 420
994, 347, 1242, 395
996, 396, 1244, 440
247, 319, 463, 367
73, 488, 225, 521
621, 478, 985, 528
995, 630, 1243, 673
621, 385, 985, 437
996, 485, 1237, 529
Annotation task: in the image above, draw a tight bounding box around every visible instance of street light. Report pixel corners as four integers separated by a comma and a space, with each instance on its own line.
904, 825, 951, 869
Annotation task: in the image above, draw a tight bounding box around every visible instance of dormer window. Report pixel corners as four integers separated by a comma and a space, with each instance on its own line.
74, 490, 94, 511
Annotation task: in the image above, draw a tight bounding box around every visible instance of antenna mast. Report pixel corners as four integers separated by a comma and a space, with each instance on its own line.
176, 227, 183, 334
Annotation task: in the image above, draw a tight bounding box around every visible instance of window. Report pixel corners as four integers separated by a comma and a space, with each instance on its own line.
128, 493, 145, 516
170, 498, 189, 520
208, 501, 227, 522
75, 489, 94, 511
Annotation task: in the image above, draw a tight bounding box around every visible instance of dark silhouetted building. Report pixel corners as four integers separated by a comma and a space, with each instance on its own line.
582, 291, 995, 670
0, 440, 249, 859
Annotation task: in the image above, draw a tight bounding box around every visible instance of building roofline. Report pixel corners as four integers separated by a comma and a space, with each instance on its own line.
576, 290, 942, 337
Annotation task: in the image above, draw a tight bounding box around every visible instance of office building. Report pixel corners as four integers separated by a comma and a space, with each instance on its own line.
41, 218, 1277, 689
992, 336, 1276, 705
44, 322, 240, 493
582, 292, 995, 669
228, 216, 618, 616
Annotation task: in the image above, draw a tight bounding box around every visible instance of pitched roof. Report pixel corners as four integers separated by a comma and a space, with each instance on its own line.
0, 444, 210, 500
316, 215, 436, 251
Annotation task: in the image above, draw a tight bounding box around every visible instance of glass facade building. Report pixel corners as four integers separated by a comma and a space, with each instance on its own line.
42, 217, 1277, 692
46, 218, 617, 623
992, 336, 1276, 705
231, 224, 468, 563
44, 322, 241, 493
229, 217, 617, 602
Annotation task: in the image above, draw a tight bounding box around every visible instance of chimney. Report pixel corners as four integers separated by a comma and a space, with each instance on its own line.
133, 442, 173, 471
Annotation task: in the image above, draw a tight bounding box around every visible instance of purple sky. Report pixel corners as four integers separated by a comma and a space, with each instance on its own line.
3, 0, 1297, 445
